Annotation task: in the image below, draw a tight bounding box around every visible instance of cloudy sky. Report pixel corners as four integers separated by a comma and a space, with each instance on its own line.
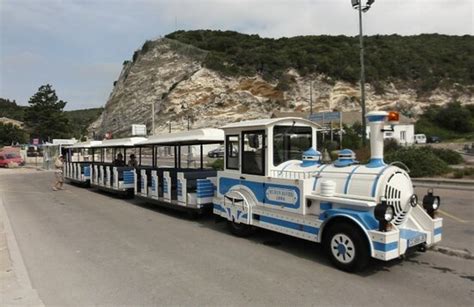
0, 0, 472, 110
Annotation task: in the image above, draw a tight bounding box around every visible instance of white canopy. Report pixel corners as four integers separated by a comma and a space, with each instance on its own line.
137, 128, 224, 146
91, 137, 147, 148
221, 117, 321, 130
68, 140, 103, 149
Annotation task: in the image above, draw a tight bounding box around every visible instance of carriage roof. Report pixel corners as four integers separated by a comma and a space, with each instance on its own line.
137, 128, 224, 146
68, 140, 103, 149
91, 137, 147, 148
220, 117, 321, 130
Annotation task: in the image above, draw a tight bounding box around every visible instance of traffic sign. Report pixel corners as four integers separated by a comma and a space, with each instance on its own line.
308, 112, 341, 122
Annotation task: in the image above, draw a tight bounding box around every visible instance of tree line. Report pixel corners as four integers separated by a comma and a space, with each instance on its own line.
0, 85, 103, 146
165, 30, 473, 94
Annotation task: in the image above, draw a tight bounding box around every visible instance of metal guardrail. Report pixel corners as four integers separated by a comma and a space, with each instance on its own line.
412, 178, 474, 191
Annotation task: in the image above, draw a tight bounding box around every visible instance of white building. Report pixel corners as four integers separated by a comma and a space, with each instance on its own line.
272, 111, 416, 145
365, 122, 415, 145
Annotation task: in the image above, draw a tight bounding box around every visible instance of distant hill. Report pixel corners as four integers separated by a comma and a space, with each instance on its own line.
0, 97, 102, 139
65, 108, 104, 139
90, 32, 474, 137
0, 98, 26, 121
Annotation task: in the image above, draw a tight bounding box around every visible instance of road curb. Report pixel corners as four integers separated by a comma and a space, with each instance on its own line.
0, 195, 44, 306
431, 245, 474, 260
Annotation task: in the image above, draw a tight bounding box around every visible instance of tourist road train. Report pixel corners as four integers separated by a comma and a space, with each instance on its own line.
63, 111, 442, 271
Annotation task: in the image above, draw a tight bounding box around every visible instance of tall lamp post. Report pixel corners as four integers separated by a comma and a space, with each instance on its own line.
351, 0, 374, 146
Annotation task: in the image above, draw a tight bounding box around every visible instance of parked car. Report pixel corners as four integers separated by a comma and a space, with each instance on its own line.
414, 134, 427, 144
428, 136, 442, 143
208, 147, 225, 158
0, 152, 25, 167
27, 146, 39, 157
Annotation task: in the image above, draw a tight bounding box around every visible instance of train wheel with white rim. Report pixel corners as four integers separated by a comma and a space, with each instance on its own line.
323, 222, 369, 272
227, 220, 255, 237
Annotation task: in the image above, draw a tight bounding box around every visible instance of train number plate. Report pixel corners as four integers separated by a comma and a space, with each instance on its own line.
408, 234, 426, 247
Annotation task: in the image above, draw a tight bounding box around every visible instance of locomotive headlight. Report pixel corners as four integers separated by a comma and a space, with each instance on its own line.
374, 199, 394, 231
409, 194, 418, 208
432, 197, 440, 210
384, 206, 394, 222
422, 189, 440, 218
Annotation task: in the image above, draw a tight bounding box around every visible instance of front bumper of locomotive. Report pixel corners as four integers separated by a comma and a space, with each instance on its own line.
368, 203, 443, 261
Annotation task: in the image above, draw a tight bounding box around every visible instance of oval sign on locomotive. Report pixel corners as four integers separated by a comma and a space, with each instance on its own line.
265, 187, 298, 205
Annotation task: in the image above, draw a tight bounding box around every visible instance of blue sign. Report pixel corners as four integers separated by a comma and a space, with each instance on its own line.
308, 112, 341, 122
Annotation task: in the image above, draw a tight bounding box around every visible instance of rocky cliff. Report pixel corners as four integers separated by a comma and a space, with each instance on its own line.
89, 38, 473, 137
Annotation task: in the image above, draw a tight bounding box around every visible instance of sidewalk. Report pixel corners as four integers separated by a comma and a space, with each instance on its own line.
0, 196, 44, 306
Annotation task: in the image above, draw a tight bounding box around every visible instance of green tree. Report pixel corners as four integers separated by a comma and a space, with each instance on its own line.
24, 84, 71, 141
435, 101, 473, 133
0, 123, 29, 145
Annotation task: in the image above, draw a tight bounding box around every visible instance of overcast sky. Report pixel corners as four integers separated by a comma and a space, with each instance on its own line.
1, 0, 472, 110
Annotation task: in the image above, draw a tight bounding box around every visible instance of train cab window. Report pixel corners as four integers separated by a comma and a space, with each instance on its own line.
242, 131, 265, 176
226, 135, 239, 170
273, 125, 312, 166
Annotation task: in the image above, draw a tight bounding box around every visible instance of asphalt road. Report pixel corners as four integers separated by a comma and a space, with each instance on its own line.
1, 169, 473, 306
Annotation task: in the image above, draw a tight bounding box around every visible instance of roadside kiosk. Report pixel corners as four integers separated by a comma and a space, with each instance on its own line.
134, 128, 224, 214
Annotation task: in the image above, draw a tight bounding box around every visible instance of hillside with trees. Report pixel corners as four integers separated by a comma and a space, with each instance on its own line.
0, 98, 27, 121
165, 31, 473, 94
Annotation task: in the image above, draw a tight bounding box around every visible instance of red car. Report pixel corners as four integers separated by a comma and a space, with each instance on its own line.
0, 151, 25, 167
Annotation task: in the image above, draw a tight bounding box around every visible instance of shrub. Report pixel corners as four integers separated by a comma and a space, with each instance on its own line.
353, 146, 371, 164
385, 147, 450, 177
384, 138, 400, 153
452, 169, 464, 179
141, 40, 154, 54
207, 158, 224, 170
431, 148, 463, 165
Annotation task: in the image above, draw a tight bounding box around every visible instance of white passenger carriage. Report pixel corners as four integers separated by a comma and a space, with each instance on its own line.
134, 129, 224, 214
64, 140, 102, 186
213, 112, 443, 271
90, 137, 146, 196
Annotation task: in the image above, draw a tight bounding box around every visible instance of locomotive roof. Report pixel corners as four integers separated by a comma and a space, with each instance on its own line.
91, 137, 147, 148
221, 117, 321, 130
137, 128, 224, 146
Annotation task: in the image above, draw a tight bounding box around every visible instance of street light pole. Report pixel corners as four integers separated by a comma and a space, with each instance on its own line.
358, 2, 367, 146
352, 0, 374, 146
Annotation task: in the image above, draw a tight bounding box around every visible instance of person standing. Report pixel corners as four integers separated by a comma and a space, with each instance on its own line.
52, 155, 64, 191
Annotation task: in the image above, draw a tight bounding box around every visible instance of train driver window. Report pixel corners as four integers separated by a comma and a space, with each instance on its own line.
226, 135, 239, 170
242, 131, 265, 176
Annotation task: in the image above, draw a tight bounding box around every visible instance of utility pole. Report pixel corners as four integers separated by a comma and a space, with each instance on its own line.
151, 102, 155, 135
309, 81, 313, 115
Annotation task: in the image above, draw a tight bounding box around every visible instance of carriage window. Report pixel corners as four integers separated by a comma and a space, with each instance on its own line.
242, 131, 265, 176
226, 135, 239, 170
273, 126, 312, 166
154, 146, 175, 167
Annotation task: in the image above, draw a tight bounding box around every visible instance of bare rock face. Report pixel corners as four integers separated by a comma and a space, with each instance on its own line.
89, 38, 474, 137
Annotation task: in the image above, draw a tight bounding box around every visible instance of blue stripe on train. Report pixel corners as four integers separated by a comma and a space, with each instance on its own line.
373, 241, 398, 252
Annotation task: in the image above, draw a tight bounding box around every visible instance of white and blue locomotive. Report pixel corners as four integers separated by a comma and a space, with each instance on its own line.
213, 111, 442, 271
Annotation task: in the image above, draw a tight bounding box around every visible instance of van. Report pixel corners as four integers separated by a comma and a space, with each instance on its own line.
414, 134, 427, 144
